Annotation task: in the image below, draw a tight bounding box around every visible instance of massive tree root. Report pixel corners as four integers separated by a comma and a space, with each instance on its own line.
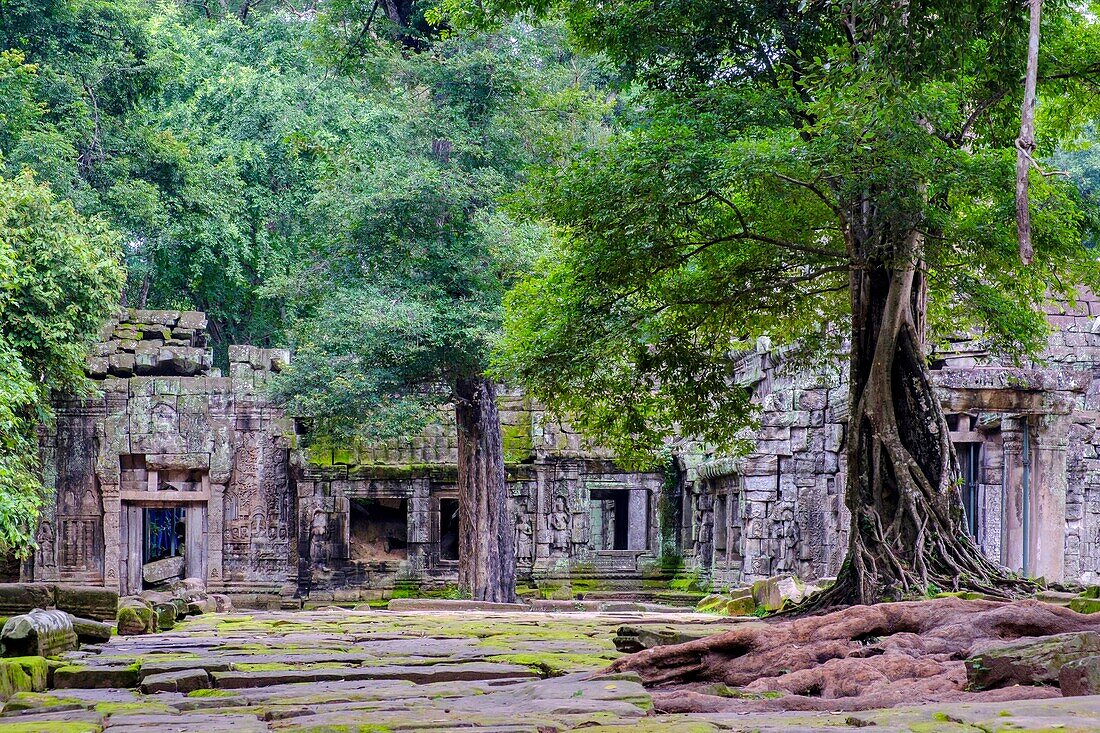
608, 598, 1100, 712
825, 250, 1034, 607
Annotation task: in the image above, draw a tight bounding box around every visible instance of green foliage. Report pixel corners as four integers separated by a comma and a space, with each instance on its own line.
0, 170, 123, 552
269, 17, 614, 442
483, 0, 1100, 457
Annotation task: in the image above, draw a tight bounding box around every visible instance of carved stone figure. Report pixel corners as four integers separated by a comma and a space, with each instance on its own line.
549, 496, 571, 557
36, 521, 55, 568
515, 515, 533, 562
309, 508, 329, 570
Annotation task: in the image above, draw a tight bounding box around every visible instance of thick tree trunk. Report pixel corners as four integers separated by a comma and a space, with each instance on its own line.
817, 237, 1031, 606
454, 376, 516, 603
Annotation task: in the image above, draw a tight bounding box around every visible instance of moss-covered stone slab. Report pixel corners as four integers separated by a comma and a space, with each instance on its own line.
0, 657, 48, 699
53, 665, 139, 690
966, 631, 1100, 690
53, 586, 118, 622
140, 669, 210, 694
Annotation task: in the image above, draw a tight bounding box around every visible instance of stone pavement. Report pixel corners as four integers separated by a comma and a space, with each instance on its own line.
4, 607, 1100, 732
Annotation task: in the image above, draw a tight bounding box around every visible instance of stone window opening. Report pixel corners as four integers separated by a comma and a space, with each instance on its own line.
438, 498, 460, 562
349, 498, 408, 562
589, 489, 631, 550
957, 442, 982, 539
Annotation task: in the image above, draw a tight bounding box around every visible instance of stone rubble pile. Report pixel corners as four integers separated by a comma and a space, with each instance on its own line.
87, 309, 212, 378
695, 574, 829, 616
117, 577, 231, 636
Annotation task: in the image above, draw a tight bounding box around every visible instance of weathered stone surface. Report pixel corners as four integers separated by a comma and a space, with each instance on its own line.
751, 575, 807, 611
1060, 657, 1100, 696
0, 584, 54, 617
140, 669, 210, 694
1, 610, 77, 657
612, 624, 724, 653
0, 656, 48, 698
68, 616, 113, 645
53, 585, 118, 621
697, 588, 756, 616
138, 659, 233, 677
153, 604, 176, 630
117, 599, 155, 636
54, 664, 140, 688
386, 599, 530, 612
212, 661, 536, 690
966, 631, 1100, 690
143, 556, 186, 585
209, 594, 233, 613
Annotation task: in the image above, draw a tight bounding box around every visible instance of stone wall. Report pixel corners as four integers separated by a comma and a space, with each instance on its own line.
679, 345, 850, 588
35, 293, 1100, 602
296, 393, 668, 601
33, 310, 297, 600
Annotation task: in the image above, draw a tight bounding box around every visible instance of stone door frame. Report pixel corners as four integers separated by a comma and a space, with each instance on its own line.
119, 498, 208, 596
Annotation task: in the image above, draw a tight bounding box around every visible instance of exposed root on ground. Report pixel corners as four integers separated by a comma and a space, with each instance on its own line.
606, 598, 1100, 712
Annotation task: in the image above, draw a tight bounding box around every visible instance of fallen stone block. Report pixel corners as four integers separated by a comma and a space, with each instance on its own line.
752, 575, 807, 612
117, 600, 155, 636
52, 585, 118, 621
966, 631, 1100, 690
141, 669, 210, 694
0, 657, 48, 698
1, 609, 78, 657
1060, 657, 1100, 696
68, 615, 113, 645
53, 664, 139, 689
153, 604, 176, 630
170, 598, 189, 619
209, 594, 233, 613
0, 584, 55, 617
697, 588, 756, 616
612, 624, 720, 653
143, 556, 185, 586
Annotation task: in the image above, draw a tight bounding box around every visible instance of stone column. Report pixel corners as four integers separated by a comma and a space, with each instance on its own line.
1031, 414, 1069, 582
1001, 421, 1025, 573
627, 489, 648, 550
101, 485, 121, 593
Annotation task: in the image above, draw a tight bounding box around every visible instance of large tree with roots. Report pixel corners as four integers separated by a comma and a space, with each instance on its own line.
476, 0, 1100, 604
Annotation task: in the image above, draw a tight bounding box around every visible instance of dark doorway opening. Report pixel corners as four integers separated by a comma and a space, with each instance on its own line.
144, 507, 186, 563
439, 498, 460, 561
590, 489, 631, 550
349, 498, 408, 561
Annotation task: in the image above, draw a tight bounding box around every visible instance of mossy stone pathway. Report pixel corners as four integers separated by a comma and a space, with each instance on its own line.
2, 607, 1100, 731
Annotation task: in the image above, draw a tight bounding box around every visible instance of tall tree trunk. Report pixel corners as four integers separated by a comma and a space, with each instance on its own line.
816, 235, 1032, 606
1016, 0, 1042, 265
454, 376, 516, 603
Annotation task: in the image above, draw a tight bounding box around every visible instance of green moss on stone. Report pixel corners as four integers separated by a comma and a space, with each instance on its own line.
186, 689, 239, 698
0, 723, 100, 733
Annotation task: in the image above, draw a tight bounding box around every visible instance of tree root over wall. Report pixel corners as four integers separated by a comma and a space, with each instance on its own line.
606, 598, 1100, 712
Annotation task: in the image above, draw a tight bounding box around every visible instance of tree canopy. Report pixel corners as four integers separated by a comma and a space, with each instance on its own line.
480, 0, 1100, 457
0, 168, 123, 551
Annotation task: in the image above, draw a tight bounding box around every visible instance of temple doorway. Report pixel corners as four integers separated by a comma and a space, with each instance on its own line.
120, 501, 208, 594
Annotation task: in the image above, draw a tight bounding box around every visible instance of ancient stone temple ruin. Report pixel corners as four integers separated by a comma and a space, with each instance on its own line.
30, 309, 670, 603
24, 295, 1100, 603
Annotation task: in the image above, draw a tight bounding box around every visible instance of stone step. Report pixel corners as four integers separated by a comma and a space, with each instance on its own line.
211, 662, 537, 690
